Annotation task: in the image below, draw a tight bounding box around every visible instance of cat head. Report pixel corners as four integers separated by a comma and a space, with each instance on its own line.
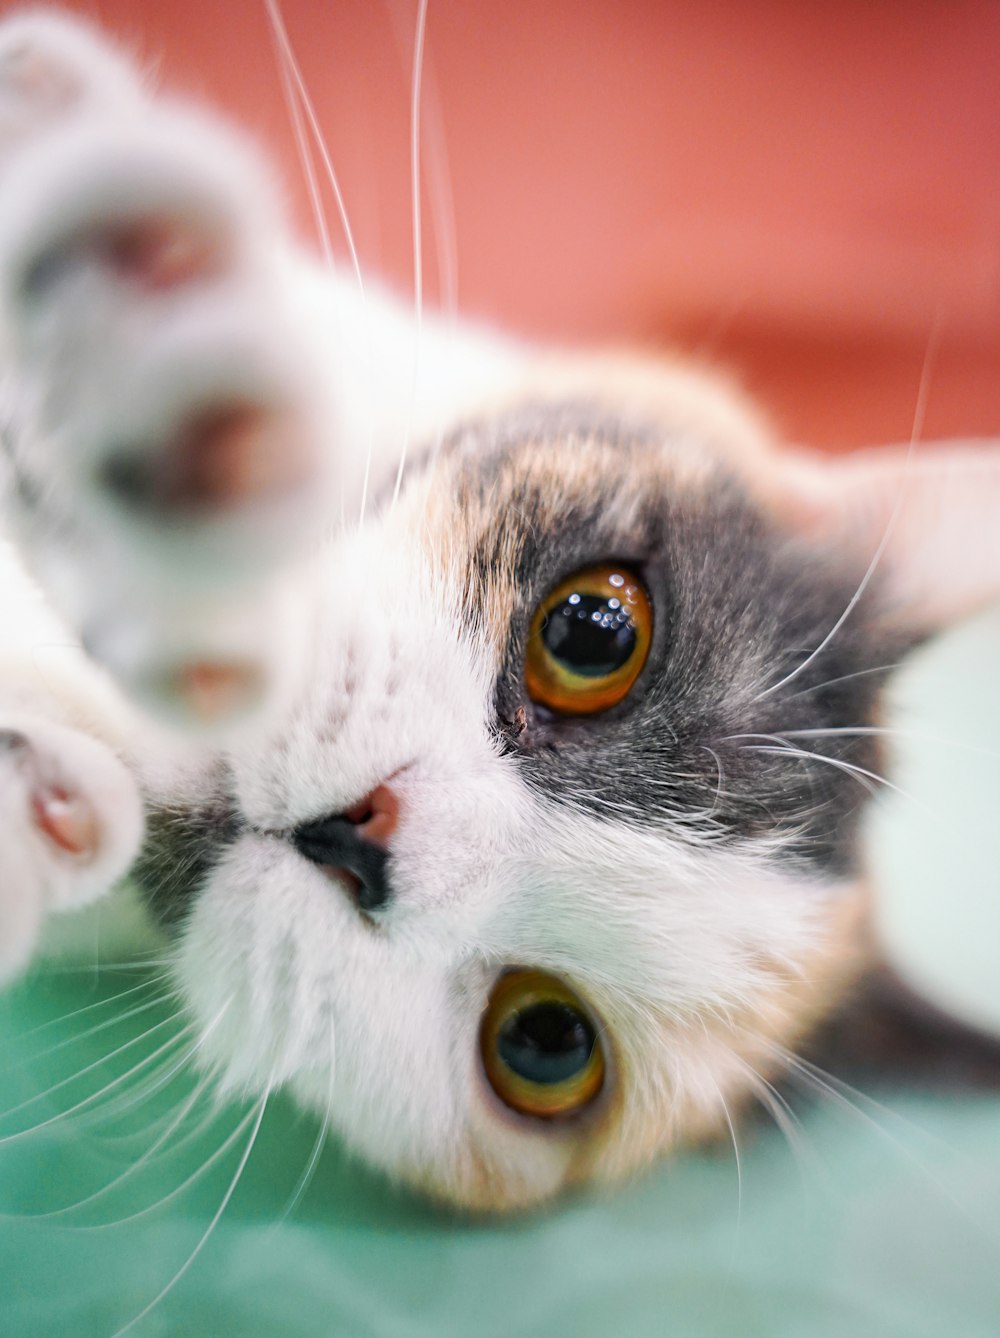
139, 363, 1000, 1211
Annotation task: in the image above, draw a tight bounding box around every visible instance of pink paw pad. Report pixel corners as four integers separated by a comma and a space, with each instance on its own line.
171, 660, 266, 723
101, 402, 312, 514
102, 216, 226, 291
23, 213, 227, 303
31, 784, 98, 859
165, 403, 311, 510
0, 730, 99, 860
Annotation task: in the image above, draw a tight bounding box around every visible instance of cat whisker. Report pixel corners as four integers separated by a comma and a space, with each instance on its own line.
271, 1011, 337, 1229
84, 1006, 225, 1130
0, 1021, 191, 1146
106, 1091, 269, 1338
735, 739, 878, 797
0, 1008, 183, 1129
263, 0, 378, 525
263, 0, 363, 288
395, 0, 460, 481
18, 984, 173, 1069
31, 1005, 234, 1220
726, 733, 931, 816
727, 1051, 857, 1209
703, 1070, 746, 1295
756, 323, 940, 703
731, 1057, 812, 1178
765, 1043, 1000, 1247
49, 1029, 199, 1138
700, 745, 726, 819
33, 955, 173, 975
16, 970, 170, 1042
391, 0, 431, 508
82, 1088, 267, 1236
267, 3, 333, 270
770, 724, 1000, 764
782, 662, 901, 702
24, 1068, 216, 1222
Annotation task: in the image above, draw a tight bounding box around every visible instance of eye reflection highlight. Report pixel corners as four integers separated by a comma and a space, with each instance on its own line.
524, 563, 651, 714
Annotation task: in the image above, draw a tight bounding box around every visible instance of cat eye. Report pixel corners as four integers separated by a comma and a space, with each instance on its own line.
524, 563, 652, 714
480, 970, 605, 1118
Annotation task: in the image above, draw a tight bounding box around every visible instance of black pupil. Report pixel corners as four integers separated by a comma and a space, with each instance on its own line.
497, 1002, 596, 1085
541, 591, 636, 678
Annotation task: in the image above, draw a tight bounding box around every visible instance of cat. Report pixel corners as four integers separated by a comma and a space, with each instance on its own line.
0, 8, 997, 1212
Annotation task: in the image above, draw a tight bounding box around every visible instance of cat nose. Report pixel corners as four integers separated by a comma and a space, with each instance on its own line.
291, 783, 400, 912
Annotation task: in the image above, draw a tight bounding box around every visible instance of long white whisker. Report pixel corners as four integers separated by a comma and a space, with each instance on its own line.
739, 1063, 810, 1173
24, 989, 172, 1069
0, 1011, 182, 1128
706, 1071, 743, 1245
84, 999, 232, 1129
84, 1092, 265, 1235
757, 320, 940, 702
36, 956, 173, 975
263, 0, 363, 287
391, 0, 430, 507
269, 13, 333, 269
766, 725, 1000, 764
772, 1046, 1000, 1247
756, 543, 894, 703
0, 1023, 190, 1146
262, 0, 378, 527
18, 972, 169, 1042
272, 1011, 336, 1229
27, 1070, 214, 1222
727, 733, 931, 813
86, 1029, 205, 1128
107, 1093, 269, 1338
782, 662, 902, 702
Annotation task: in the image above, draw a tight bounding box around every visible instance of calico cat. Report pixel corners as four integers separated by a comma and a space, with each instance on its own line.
0, 10, 997, 1211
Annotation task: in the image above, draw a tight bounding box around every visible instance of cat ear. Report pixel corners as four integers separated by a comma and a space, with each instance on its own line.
768, 441, 1000, 635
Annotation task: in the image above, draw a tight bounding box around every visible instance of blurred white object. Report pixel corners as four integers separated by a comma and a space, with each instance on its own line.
870, 605, 1000, 1033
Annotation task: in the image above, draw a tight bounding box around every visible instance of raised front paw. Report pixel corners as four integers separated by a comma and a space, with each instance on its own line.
0, 717, 143, 982
0, 13, 335, 727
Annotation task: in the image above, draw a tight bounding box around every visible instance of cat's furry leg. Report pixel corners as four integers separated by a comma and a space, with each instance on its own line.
0, 11, 527, 978
0, 532, 147, 982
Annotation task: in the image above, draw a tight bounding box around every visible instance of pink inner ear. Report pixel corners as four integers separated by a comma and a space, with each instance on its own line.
768, 444, 1000, 634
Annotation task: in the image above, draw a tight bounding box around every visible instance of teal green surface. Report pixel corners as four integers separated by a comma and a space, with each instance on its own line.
2, 966, 999, 1338
1, 610, 999, 1338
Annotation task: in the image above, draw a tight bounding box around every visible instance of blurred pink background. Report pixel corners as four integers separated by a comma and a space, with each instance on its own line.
60, 0, 999, 451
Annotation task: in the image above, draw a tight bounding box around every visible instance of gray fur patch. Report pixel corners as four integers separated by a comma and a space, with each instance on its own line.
445, 406, 909, 876
131, 788, 240, 929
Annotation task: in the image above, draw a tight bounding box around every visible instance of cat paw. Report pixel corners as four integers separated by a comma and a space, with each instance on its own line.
0, 9, 143, 152
0, 717, 144, 983
0, 14, 335, 725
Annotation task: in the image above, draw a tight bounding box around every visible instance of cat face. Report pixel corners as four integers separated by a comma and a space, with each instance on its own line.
140, 398, 899, 1209
0, 8, 996, 1218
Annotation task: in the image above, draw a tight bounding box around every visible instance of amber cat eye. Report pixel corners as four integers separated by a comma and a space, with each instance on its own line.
524, 563, 652, 715
480, 970, 606, 1118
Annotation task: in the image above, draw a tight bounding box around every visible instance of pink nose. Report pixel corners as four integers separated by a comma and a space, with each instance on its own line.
291, 782, 402, 913
340, 782, 401, 848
